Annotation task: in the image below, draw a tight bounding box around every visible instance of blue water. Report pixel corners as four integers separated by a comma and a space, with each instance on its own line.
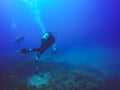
0, 0, 120, 89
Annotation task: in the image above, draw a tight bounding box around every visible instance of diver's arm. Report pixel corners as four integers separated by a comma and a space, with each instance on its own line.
20, 48, 40, 54
29, 48, 40, 52
51, 43, 57, 54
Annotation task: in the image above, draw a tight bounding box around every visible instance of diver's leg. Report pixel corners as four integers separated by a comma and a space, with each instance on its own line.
34, 53, 41, 74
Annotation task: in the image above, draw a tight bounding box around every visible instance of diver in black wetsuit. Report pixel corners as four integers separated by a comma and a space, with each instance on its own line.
14, 36, 25, 44
20, 32, 57, 73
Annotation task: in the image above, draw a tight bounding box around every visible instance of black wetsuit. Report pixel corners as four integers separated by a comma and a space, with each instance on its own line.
31, 32, 55, 54
20, 32, 55, 73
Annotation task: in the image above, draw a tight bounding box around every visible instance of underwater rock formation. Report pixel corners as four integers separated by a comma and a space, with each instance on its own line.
27, 72, 51, 88
0, 60, 119, 90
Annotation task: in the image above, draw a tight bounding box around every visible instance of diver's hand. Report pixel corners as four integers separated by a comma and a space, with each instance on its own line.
51, 48, 57, 55
20, 48, 29, 54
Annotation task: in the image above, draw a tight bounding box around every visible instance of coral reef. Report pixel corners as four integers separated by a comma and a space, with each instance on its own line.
27, 73, 51, 88
0, 60, 119, 90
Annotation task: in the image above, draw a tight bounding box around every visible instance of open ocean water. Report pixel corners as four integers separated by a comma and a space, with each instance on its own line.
0, 0, 120, 90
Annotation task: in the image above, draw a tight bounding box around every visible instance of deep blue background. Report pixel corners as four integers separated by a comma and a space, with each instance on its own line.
0, 0, 120, 74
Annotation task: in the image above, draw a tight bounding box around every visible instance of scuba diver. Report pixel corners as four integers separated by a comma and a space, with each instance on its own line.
14, 36, 25, 44
20, 32, 57, 73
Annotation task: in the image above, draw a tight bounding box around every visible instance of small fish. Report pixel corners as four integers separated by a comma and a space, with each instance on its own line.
13, 36, 25, 44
